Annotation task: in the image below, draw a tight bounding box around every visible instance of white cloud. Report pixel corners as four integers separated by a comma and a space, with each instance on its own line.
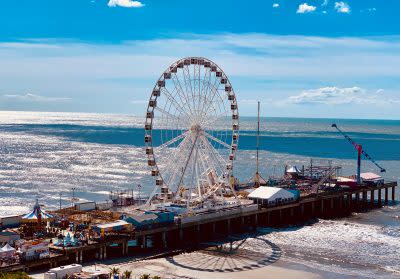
297, 3, 317, 13
335, 2, 350, 13
322, 10, 327, 14
107, 0, 144, 8
272, 3, 280, 8
2, 93, 71, 103
322, 0, 329, 6
288, 87, 398, 105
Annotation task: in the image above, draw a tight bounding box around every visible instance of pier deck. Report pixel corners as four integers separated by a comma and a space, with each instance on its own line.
2, 182, 396, 273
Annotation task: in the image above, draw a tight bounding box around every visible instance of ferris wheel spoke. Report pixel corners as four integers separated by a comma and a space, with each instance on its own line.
160, 87, 193, 121
197, 72, 215, 122
197, 64, 202, 112
199, 135, 227, 171
196, 144, 208, 178
203, 131, 231, 150
202, 87, 227, 122
198, 71, 214, 120
171, 74, 195, 117
172, 132, 200, 200
156, 131, 189, 150
179, 68, 193, 112
182, 66, 196, 115
162, 134, 191, 187
198, 68, 211, 115
198, 82, 224, 125
154, 106, 186, 126
196, 141, 218, 178
201, 110, 228, 128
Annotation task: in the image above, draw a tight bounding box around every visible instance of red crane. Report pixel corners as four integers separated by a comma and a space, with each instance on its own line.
332, 124, 386, 185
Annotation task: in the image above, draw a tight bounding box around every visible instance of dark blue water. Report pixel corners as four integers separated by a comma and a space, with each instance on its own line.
1, 121, 399, 161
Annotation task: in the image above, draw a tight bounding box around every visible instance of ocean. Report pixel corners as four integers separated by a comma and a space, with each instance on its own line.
0, 111, 399, 278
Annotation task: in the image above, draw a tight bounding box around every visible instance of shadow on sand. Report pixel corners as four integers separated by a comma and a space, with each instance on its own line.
165, 232, 282, 273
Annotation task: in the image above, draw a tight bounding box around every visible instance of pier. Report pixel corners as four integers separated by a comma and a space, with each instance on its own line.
1, 182, 396, 273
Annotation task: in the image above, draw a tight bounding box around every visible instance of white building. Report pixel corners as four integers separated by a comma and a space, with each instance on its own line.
248, 187, 296, 207
44, 264, 82, 279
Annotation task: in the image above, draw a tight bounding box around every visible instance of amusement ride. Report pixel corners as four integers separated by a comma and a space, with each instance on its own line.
144, 57, 240, 210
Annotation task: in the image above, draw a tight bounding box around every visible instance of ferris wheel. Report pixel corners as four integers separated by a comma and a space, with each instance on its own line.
144, 57, 239, 207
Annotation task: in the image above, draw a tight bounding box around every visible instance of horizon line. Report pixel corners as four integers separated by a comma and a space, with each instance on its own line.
1, 110, 399, 122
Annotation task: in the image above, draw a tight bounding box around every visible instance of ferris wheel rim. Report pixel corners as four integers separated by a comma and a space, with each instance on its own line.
144, 57, 239, 197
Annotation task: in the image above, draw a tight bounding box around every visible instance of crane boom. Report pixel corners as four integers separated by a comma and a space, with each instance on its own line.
332, 124, 386, 177
360, 149, 386, 173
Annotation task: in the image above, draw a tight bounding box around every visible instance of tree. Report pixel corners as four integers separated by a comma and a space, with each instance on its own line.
122, 270, 132, 279
109, 267, 120, 278
139, 274, 150, 279
152, 276, 161, 279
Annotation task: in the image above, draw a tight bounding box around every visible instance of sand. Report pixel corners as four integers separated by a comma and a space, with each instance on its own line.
30, 233, 322, 278
30, 250, 320, 279
91, 257, 321, 279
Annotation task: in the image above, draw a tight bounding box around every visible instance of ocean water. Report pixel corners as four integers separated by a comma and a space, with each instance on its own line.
0, 111, 399, 277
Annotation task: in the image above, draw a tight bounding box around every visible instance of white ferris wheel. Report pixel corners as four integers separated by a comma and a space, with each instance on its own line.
144, 57, 239, 207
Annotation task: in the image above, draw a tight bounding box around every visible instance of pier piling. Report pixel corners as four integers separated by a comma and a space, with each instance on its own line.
392, 185, 396, 202
378, 189, 382, 207
371, 190, 375, 206
385, 187, 389, 204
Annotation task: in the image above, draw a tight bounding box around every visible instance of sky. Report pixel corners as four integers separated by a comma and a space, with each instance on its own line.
0, 0, 399, 119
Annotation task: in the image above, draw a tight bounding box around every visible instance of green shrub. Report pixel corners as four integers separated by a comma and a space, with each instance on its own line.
0, 272, 32, 279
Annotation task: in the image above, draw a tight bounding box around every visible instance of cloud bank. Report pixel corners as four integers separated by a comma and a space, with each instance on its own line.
288, 87, 398, 105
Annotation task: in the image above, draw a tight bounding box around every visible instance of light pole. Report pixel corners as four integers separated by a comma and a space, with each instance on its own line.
71, 187, 76, 206
137, 184, 142, 205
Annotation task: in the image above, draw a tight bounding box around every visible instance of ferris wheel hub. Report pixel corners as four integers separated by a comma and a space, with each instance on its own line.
190, 124, 202, 133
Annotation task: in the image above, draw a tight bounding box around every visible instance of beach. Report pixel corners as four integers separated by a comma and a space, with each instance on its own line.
30, 251, 321, 279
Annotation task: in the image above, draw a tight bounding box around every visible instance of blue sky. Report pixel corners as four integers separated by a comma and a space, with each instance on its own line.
0, 0, 399, 119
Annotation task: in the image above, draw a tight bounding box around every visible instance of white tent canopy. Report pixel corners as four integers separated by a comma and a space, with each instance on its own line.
0, 243, 16, 257
248, 187, 294, 200
0, 243, 15, 252
287, 166, 301, 173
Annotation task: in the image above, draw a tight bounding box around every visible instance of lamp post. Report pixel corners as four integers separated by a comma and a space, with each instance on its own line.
137, 184, 142, 205
71, 187, 77, 206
